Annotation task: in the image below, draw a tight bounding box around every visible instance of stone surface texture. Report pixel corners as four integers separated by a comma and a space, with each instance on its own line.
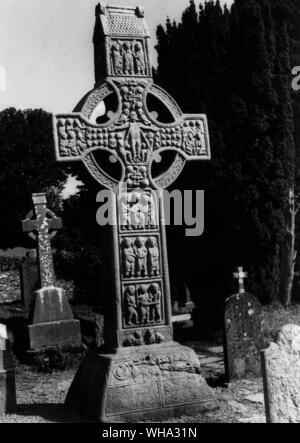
224, 292, 263, 381
261, 324, 300, 423
0, 270, 21, 304
66, 342, 216, 422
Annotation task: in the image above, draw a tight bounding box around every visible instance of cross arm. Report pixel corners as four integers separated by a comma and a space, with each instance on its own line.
22, 219, 37, 233
48, 216, 62, 231
151, 115, 211, 161
53, 114, 112, 162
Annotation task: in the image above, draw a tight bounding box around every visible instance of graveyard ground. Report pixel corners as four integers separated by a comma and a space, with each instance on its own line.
0, 342, 265, 424
1, 303, 299, 423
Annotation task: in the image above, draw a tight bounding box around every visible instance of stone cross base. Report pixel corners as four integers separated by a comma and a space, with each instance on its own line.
65, 342, 218, 422
28, 319, 81, 350
27, 286, 81, 350
0, 338, 16, 414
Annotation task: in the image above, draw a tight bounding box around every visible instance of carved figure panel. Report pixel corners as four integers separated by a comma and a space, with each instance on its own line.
118, 190, 158, 231
122, 282, 163, 328
122, 329, 165, 347
121, 235, 161, 279
110, 39, 148, 77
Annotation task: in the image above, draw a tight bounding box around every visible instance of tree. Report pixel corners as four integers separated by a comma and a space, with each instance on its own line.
53, 185, 108, 306
0, 108, 67, 247
272, 19, 296, 306
155, 0, 298, 312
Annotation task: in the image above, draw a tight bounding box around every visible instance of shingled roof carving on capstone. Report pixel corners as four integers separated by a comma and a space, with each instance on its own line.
95, 4, 150, 37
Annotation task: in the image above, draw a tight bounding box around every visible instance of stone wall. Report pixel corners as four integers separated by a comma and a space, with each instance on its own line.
0, 270, 21, 304
0, 270, 75, 306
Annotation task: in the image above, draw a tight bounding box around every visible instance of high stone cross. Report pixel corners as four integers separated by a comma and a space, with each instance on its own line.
22, 194, 81, 350
53, 4, 216, 422
22, 193, 62, 288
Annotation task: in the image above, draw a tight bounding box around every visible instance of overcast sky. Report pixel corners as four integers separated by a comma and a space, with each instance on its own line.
0, 0, 233, 113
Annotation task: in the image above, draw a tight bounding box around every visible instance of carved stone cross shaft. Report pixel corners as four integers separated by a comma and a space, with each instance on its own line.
22, 193, 62, 288
53, 4, 211, 348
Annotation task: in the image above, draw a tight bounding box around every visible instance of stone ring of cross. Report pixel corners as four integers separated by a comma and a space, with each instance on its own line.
53, 78, 211, 191
24, 209, 59, 241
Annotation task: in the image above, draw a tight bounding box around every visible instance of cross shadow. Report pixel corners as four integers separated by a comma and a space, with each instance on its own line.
12, 403, 92, 423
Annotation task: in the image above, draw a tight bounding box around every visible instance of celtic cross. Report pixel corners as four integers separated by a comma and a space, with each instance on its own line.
22, 193, 62, 288
53, 4, 211, 348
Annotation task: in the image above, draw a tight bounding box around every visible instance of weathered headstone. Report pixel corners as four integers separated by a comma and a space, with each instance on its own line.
224, 267, 263, 381
22, 193, 81, 350
20, 249, 39, 316
261, 324, 300, 423
0, 323, 16, 414
53, 4, 216, 422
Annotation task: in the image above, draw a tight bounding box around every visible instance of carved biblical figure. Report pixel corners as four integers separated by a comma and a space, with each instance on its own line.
119, 195, 131, 230
148, 283, 161, 323
147, 237, 160, 276
129, 200, 145, 230
134, 237, 147, 277
122, 41, 135, 75
134, 42, 145, 75
111, 41, 122, 75
144, 192, 158, 228
121, 238, 135, 277
124, 285, 138, 326
128, 111, 141, 157
137, 285, 150, 324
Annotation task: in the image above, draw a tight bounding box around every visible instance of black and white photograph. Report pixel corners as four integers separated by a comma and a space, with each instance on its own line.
0, 0, 300, 429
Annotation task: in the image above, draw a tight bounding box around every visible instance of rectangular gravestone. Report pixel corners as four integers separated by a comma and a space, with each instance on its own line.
22, 194, 81, 350
0, 323, 16, 414
52, 4, 217, 422
224, 267, 263, 381
261, 324, 300, 423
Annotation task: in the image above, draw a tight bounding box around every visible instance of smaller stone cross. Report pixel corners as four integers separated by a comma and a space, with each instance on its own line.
22, 193, 62, 288
233, 266, 248, 294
